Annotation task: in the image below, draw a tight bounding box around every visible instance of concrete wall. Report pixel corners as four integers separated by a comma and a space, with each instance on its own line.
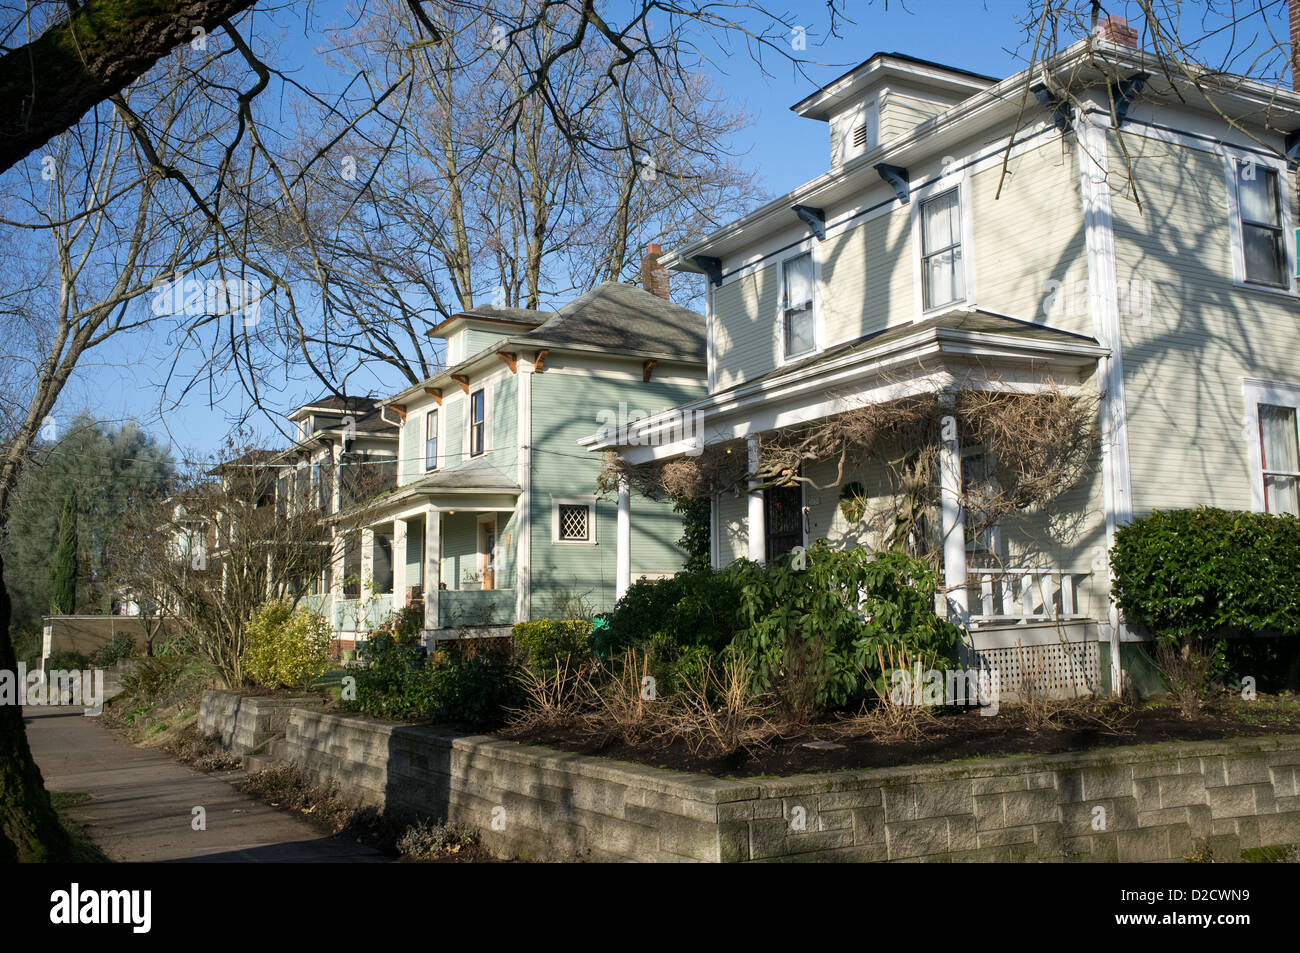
199, 691, 1300, 862
198, 690, 319, 756
42, 615, 181, 663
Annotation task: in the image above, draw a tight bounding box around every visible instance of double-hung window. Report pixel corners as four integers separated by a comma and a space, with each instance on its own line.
782, 252, 815, 359
425, 409, 438, 471
921, 188, 964, 310
469, 389, 485, 457
1237, 164, 1287, 287
1259, 404, 1300, 515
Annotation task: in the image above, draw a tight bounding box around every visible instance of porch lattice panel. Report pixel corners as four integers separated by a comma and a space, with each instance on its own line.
974, 640, 1099, 699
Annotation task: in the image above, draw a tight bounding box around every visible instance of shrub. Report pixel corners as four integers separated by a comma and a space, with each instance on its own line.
597, 567, 746, 658
346, 640, 524, 727
89, 632, 137, 667
345, 640, 432, 720
1111, 508, 1300, 649
513, 619, 593, 670
241, 600, 332, 691
733, 543, 962, 717
47, 650, 89, 671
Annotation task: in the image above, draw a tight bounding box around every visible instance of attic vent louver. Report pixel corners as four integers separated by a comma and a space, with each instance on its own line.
852, 125, 867, 148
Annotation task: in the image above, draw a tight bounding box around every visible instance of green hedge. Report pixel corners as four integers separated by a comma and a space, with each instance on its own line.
1111, 507, 1300, 645
513, 619, 593, 670
596, 568, 746, 658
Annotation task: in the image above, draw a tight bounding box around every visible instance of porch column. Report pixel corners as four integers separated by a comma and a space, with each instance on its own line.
939, 414, 969, 627
392, 518, 407, 614
616, 477, 631, 600
328, 529, 344, 633
266, 552, 274, 599
360, 528, 375, 629
747, 434, 765, 564
423, 507, 441, 637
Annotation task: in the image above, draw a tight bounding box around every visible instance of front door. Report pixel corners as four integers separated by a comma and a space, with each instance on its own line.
764, 483, 803, 561
480, 519, 497, 590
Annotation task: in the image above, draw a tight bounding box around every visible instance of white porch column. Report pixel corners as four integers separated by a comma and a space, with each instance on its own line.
423, 507, 441, 636
266, 552, 274, 599
392, 519, 407, 614
939, 414, 969, 628
515, 360, 533, 624
328, 529, 344, 633
616, 478, 631, 600
747, 434, 765, 564
360, 528, 375, 629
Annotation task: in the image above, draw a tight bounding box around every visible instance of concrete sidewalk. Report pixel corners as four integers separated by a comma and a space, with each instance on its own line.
24, 706, 387, 863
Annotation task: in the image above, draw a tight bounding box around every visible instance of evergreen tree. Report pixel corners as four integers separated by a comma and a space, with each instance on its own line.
49, 490, 78, 614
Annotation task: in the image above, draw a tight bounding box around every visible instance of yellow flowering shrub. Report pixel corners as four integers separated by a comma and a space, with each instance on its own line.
242, 600, 332, 691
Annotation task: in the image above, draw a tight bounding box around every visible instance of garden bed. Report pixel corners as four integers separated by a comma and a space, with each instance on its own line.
502, 696, 1300, 778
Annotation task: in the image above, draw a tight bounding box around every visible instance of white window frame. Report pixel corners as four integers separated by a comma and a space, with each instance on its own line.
424, 408, 439, 471
1224, 153, 1297, 296
911, 173, 976, 319
775, 244, 822, 365
1243, 378, 1300, 513
552, 495, 597, 545
467, 386, 488, 458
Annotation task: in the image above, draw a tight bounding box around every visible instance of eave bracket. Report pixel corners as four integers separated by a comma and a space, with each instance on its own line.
792, 204, 826, 241
875, 164, 910, 204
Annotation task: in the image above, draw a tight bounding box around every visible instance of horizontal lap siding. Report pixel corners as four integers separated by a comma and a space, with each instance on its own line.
530, 365, 707, 618
1108, 132, 1300, 515
714, 264, 779, 392
821, 207, 914, 343
879, 92, 944, 143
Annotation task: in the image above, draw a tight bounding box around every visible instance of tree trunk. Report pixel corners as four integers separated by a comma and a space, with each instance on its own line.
0, 553, 72, 861
0, 0, 258, 173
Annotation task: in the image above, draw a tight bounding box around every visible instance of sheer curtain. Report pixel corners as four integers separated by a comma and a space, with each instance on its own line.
1260, 404, 1299, 515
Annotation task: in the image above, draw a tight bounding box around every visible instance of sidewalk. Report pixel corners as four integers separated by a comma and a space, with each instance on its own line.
24, 706, 387, 863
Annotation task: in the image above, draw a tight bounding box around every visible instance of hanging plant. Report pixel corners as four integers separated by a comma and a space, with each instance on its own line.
839, 482, 868, 523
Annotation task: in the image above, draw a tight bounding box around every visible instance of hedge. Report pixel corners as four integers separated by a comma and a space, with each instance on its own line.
512, 619, 593, 669
1110, 507, 1300, 645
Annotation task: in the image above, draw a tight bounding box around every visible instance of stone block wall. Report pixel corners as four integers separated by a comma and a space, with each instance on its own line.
199, 690, 318, 756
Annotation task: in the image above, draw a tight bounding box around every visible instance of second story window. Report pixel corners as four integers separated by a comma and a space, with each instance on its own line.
1238, 165, 1286, 287
921, 188, 964, 310
782, 252, 815, 359
425, 409, 438, 471
470, 389, 485, 457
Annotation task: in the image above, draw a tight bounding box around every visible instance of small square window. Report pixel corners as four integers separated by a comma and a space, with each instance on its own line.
558, 504, 590, 541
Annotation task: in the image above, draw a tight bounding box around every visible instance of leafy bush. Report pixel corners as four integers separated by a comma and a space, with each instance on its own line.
89, 632, 137, 667
733, 543, 962, 716
513, 619, 593, 670
346, 640, 523, 727
241, 600, 332, 691
382, 603, 424, 645
597, 567, 746, 658
47, 650, 89, 671
1111, 508, 1300, 647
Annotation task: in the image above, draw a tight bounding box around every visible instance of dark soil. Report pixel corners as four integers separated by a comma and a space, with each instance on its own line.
502, 697, 1300, 778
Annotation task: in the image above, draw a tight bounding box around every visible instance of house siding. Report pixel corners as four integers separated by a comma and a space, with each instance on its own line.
878, 91, 945, 143
712, 264, 780, 391
820, 205, 914, 346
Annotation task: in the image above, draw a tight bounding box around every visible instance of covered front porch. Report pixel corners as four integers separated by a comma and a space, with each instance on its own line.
329, 461, 523, 642
585, 310, 1114, 695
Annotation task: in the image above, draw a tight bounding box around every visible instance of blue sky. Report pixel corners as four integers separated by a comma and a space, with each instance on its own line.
55, 0, 1292, 461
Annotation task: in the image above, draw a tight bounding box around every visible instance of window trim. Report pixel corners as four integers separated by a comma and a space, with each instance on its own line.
1224, 154, 1297, 296
911, 173, 976, 319
468, 387, 486, 458
424, 408, 439, 472
551, 495, 597, 545
1243, 378, 1300, 513
775, 244, 822, 366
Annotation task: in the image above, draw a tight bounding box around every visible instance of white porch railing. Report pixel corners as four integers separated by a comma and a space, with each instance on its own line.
938, 569, 1091, 625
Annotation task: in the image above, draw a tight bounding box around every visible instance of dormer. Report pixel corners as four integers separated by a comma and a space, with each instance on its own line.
792, 52, 996, 170
428, 307, 545, 367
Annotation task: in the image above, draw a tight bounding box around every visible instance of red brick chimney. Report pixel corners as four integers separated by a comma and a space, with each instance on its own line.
1292, 0, 1299, 90
1096, 15, 1138, 48
640, 243, 670, 299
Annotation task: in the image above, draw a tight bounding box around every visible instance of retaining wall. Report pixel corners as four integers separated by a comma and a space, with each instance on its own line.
199, 690, 1300, 862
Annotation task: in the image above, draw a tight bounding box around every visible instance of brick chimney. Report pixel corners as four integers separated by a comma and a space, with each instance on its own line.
640, 243, 670, 299
1292, 0, 1299, 90
1096, 15, 1138, 48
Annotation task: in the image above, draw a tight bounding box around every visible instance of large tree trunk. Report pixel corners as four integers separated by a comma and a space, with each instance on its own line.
0, 0, 257, 174
0, 553, 71, 861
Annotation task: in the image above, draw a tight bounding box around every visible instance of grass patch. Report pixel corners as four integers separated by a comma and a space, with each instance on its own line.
49, 791, 107, 863
1242, 844, 1300, 863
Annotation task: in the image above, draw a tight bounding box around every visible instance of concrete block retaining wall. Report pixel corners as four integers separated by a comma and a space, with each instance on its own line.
199, 691, 1300, 861
198, 690, 318, 756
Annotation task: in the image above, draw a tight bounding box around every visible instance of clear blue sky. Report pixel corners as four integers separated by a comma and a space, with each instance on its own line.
59, 0, 1291, 462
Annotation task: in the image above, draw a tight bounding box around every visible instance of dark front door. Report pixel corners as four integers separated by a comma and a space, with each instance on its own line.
764, 483, 803, 561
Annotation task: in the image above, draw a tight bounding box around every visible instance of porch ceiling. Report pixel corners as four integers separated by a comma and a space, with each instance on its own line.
581, 308, 1107, 466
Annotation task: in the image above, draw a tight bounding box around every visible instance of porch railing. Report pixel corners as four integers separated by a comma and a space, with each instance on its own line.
939, 568, 1091, 625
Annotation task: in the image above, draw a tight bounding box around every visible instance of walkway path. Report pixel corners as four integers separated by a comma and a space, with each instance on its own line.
25, 706, 386, 863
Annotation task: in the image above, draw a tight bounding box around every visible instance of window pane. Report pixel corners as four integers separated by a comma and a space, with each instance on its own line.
785, 307, 815, 357
922, 190, 960, 253
425, 411, 438, 469
1238, 168, 1279, 226
1266, 475, 1300, 516
1242, 224, 1285, 285
471, 390, 484, 423
925, 246, 964, 309
559, 504, 589, 540
1260, 404, 1300, 471
783, 253, 813, 310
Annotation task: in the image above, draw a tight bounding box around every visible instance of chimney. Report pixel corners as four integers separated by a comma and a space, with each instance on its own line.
1096, 15, 1138, 48
640, 243, 670, 299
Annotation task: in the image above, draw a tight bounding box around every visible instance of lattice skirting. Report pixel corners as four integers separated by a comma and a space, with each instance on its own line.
974, 639, 1101, 699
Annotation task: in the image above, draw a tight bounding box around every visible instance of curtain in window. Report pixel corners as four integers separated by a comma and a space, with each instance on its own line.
922, 190, 964, 307
783, 253, 815, 356
1260, 404, 1299, 515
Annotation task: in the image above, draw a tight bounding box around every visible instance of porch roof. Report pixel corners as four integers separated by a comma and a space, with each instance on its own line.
579, 307, 1108, 464
329, 458, 521, 524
